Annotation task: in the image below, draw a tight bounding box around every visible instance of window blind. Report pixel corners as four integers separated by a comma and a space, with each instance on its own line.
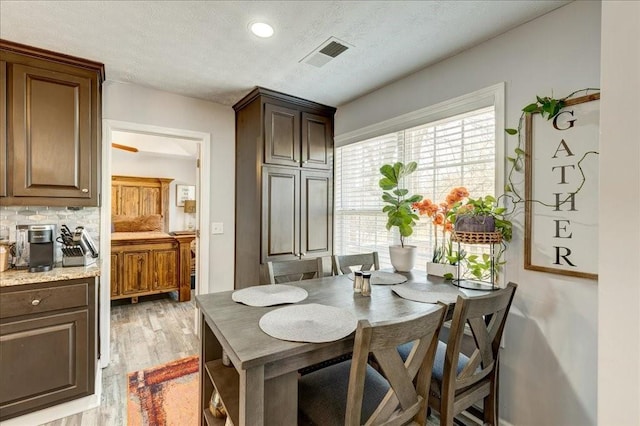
335, 106, 496, 270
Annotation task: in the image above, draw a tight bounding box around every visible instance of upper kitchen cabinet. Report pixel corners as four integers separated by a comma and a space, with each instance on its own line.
238, 87, 335, 170
0, 40, 105, 207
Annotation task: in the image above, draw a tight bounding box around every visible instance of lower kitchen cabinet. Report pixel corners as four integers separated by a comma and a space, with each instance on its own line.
0, 277, 97, 421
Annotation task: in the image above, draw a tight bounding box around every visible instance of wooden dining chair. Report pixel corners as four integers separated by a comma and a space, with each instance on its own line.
298, 304, 447, 426
266, 257, 325, 284
333, 252, 380, 275
426, 282, 517, 426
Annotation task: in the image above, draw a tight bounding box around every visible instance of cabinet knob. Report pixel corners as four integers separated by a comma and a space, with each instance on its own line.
81, 188, 89, 193
303, 160, 308, 164
31, 299, 41, 306
300, 252, 306, 257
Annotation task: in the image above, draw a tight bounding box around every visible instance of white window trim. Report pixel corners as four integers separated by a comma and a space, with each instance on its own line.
335, 82, 506, 198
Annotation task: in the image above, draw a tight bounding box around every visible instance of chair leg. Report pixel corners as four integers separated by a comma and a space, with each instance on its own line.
483, 377, 498, 425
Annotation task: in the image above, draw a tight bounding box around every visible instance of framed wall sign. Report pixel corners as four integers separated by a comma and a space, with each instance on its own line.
176, 184, 195, 207
524, 93, 600, 279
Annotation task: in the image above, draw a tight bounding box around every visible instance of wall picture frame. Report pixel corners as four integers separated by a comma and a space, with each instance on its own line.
524, 93, 600, 279
176, 184, 195, 207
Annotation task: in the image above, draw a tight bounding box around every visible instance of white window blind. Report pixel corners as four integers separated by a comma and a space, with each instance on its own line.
335, 106, 496, 270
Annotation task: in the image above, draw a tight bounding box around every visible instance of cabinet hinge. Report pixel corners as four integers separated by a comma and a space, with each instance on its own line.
197, 158, 200, 168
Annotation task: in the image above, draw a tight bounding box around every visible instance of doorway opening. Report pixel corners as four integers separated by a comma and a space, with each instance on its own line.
101, 119, 211, 368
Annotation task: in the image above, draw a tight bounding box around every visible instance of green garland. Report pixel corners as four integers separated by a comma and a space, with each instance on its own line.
501, 88, 600, 212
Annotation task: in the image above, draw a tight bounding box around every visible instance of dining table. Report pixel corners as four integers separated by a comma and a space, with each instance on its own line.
195, 270, 488, 426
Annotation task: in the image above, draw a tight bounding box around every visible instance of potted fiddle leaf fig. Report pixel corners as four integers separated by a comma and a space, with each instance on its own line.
379, 161, 422, 271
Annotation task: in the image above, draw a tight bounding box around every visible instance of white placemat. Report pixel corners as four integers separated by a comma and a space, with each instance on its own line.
392, 282, 465, 304
232, 284, 308, 307
347, 271, 408, 285
259, 303, 358, 343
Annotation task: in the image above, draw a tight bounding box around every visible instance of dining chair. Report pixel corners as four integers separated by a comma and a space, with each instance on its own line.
298, 304, 447, 426
333, 252, 380, 275
266, 257, 325, 284
398, 282, 517, 425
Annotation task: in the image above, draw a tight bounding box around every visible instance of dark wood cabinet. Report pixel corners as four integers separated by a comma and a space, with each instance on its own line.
0, 60, 6, 198
0, 277, 97, 421
263, 102, 332, 170
0, 39, 104, 207
261, 166, 301, 261
234, 87, 335, 288
260, 166, 333, 262
300, 169, 333, 258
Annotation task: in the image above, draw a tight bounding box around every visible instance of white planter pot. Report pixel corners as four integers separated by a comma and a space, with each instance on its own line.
389, 245, 417, 272
426, 262, 459, 279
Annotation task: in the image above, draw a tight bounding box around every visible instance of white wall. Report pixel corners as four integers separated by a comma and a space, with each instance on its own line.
336, 2, 601, 424
111, 149, 197, 232
598, 2, 640, 425
103, 81, 236, 293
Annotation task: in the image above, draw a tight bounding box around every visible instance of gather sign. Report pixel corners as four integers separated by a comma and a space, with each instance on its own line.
524, 94, 600, 279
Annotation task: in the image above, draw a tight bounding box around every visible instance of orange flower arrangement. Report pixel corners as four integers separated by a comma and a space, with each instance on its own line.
413, 187, 469, 263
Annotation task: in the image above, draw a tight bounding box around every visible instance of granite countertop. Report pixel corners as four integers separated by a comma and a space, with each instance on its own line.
0, 262, 101, 288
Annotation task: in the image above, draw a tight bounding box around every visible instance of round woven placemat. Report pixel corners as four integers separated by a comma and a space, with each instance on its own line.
259, 303, 358, 343
392, 282, 465, 304
232, 284, 308, 307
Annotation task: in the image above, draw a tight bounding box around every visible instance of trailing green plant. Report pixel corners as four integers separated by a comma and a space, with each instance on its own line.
503, 88, 600, 211
465, 253, 507, 281
379, 162, 422, 248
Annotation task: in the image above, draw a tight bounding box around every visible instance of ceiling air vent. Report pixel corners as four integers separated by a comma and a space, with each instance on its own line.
300, 37, 353, 68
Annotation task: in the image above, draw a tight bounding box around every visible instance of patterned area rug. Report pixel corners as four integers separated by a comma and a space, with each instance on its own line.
127, 356, 199, 426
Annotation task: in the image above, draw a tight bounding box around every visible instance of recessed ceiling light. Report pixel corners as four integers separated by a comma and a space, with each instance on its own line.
250, 22, 274, 38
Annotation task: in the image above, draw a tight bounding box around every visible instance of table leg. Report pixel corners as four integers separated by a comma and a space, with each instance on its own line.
265, 371, 298, 426
239, 365, 265, 425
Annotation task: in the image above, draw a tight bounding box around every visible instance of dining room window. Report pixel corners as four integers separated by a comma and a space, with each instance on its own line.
334, 87, 503, 271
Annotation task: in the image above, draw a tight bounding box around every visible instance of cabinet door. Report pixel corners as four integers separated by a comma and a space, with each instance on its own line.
301, 170, 333, 259
10, 63, 94, 200
301, 112, 332, 170
0, 60, 6, 197
121, 251, 151, 295
152, 248, 178, 291
110, 253, 120, 297
0, 309, 90, 420
261, 166, 300, 262
264, 103, 300, 166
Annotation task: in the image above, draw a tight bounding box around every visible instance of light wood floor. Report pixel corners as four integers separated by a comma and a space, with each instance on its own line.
41, 292, 199, 426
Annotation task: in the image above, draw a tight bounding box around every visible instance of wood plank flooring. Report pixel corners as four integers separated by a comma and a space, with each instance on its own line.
41, 292, 199, 426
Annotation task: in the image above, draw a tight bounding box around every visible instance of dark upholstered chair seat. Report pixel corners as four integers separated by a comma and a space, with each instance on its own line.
298, 360, 389, 425
398, 340, 470, 382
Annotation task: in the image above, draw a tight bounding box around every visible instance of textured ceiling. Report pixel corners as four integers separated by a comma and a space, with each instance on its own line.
0, 1, 569, 107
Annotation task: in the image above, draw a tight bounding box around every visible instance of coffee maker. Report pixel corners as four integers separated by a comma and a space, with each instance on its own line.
17, 224, 55, 272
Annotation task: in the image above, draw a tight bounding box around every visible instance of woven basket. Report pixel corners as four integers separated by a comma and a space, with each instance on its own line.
451, 231, 502, 244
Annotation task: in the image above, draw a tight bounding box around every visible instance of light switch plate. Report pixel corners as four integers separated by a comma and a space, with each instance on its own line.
211, 222, 224, 234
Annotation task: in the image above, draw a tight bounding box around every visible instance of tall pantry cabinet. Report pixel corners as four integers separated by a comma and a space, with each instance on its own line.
234, 87, 336, 288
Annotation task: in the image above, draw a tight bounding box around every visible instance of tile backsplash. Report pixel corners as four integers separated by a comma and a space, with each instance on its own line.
0, 206, 101, 263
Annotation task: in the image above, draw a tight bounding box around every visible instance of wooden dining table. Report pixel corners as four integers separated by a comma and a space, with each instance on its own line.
195, 270, 486, 426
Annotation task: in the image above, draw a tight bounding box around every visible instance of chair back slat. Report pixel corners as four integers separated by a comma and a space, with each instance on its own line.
333, 252, 380, 275
266, 257, 324, 284
346, 305, 447, 426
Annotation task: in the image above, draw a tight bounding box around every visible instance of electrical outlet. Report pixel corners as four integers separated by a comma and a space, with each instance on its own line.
211, 222, 224, 234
